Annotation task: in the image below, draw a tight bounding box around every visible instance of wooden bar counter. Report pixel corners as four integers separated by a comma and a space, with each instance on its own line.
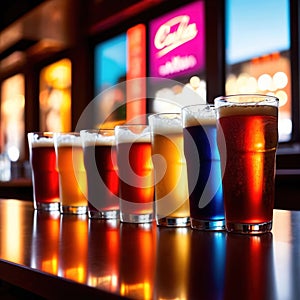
0, 199, 300, 299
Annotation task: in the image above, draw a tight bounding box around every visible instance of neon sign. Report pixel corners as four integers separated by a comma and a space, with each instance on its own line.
149, 1, 205, 78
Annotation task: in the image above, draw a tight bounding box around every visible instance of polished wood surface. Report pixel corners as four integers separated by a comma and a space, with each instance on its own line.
0, 199, 300, 299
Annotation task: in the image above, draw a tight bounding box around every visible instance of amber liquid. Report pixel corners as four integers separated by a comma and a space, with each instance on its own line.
57, 145, 88, 207
117, 142, 154, 214
31, 146, 59, 204
217, 105, 278, 224
151, 133, 190, 219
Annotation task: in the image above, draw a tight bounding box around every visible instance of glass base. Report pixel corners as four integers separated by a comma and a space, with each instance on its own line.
191, 218, 225, 231
226, 221, 272, 234
34, 202, 60, 211
120, 212, 153, 223
60, 205, 87, 215
157, 216, 190, 227
88, 210, 119, 219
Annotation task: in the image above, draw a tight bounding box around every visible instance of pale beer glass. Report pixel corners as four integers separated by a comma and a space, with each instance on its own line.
28, 132, 60, 211
148, 113, 190, 227
80, 129, 119, 219
182, 104, 225, 230
115, 125, 154, 223
54, 132, 88, 214
215, 94, 279, 234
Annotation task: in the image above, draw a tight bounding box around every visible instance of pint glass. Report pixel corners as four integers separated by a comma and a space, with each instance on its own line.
54, 132, 88, 214
215, 94, 279, 234
148, 113, 190, 227
115, 125, 154, 223
182, 104, 225, 230
28, 132, 60, 211
81, 129, 119, 219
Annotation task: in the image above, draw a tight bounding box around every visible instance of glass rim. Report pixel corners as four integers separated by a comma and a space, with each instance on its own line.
54, 132, 80, 136
182, 103, 215, 111
115, 124, 148, 129
80, 128, 115, 133
149, 112, 181, 117
181, 104, 216, 126
27, 131, 56, 135
214, 93, 279, 106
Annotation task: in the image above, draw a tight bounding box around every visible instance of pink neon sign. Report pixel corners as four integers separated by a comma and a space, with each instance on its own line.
149, 1, 205, 79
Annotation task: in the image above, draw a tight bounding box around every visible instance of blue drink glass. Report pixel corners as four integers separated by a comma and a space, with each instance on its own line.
182, 104, 225, 230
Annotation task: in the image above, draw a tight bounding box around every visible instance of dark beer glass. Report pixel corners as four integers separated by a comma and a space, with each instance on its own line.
182, 104, 225, 230
215, 94, 279, 234
81, 129, 119, 219
28, 132, 60, 211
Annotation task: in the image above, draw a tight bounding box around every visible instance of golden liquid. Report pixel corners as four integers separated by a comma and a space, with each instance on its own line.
57, 145, 88, 207
152, 133, 190, 218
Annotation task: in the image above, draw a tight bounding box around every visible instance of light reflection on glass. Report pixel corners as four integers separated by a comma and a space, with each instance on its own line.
155, 227, 190, 300
0, 201, 24, 263
58, 214, 88, 283
119, 223, 156, 300
30, 210, 60, 275
87, 219, 120, 293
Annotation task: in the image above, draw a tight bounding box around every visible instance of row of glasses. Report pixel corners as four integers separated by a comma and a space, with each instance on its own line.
28, 132, 88, 214
28, 93, 279, 234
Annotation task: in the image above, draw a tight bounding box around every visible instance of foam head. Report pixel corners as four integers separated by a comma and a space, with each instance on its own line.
55, 133, 83, 147
182, 105, 216, 127
81, 130, 116, 147
115, 125, 151, 144
148, 113, 183, 134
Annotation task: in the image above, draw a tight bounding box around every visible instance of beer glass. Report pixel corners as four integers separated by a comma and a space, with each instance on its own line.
28, 132, 60, 211
148, 113, 190, 227
54, 132, 88, 214
115, 125, 154, 223
182, 104, 225, 230
215, 94, 279, 234
80, 129, 119, 219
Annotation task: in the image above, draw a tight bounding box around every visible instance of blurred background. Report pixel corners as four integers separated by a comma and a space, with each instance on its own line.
0, 0, 298, 206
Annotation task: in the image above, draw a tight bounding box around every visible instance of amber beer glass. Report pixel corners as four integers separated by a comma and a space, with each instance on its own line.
28, 132, 60, 211
80, 129, 119, 219
115, 125, 154, 223
215, 94, 279, 234
54, 132, 88, 214
148, 113, 190, 227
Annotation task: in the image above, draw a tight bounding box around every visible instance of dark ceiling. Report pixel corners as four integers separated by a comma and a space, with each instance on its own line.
0, 0, 45, 31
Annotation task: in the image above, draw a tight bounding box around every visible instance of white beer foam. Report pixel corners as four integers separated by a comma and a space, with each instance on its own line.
184, 106, 216, 127
55, 134, 82, 147
149, 114, 182, 134
31, 135, 54, 147
116, 126, 151, 143
81, 131, 116, 146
